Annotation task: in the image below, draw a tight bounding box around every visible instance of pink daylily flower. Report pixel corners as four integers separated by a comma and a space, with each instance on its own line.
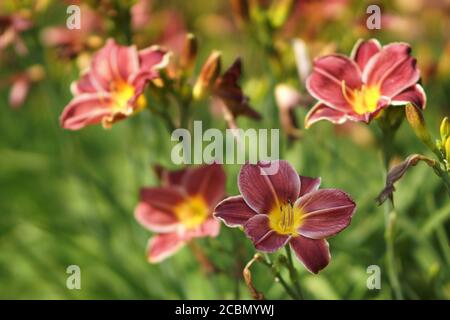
214, 160, 356, 274
60, 39, 170, 130
135, 164, 226, 263
305, 39, 426, 128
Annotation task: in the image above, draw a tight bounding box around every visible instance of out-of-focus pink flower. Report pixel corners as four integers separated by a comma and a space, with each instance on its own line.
0, 13, 32, 55
275, 83, 313, 139
305, 39, 426, 128
60, 39, 170, 130
214, 160, 356, 274
2, 65, 45, 109
131, 0, 152, 30
41, 5, 104, 59
135, 164, 226, 263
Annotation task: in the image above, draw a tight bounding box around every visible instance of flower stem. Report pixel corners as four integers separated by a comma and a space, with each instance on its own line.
187, 241, 217, 275
284, 246, 304, 299
261, 254, 301, 300
379, 125, 404, 300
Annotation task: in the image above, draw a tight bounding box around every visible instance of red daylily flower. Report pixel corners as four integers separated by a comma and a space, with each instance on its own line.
305, 39, 426, 128
135, 164, 226, 263
214, 160, 356, 274
60, 39, 170, 130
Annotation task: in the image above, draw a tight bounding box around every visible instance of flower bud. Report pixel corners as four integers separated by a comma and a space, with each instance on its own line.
440, 117, 449, 142
445, 137, 450, 164
268, 0, 294, 28
179, 33, 197, 72
405, 103, 435, 151
193, 51, 221, 100
231, 0, 250, 24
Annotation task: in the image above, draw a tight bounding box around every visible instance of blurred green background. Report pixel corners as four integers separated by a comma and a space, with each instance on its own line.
0, 0, 449, 299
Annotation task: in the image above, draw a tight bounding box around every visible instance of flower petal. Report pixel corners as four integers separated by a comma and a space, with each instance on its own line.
238, 160, 300, 214
188, 218, 220, 238
306, 55, 362, 112
350, 39, 381, 70
304, 102, 348, 128
363, 43, 420, 97
296, 189, 356, 239
214, 195, 257, 227
60, 93, 113, 130
9, 77, 29, 108
90, 39, 118, 90
299, 176, 321, 197
289, 236, 330, 274
147, 233, 185, 263
138, 46, 170, 72
182, 164, 226, 208
391, 84, 426, 109
244, 215, 290, 252
153, 165, 187, 187
135, 186, 187, 233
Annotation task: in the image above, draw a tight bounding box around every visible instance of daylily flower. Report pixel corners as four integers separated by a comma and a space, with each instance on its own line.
0, 12, 32, 56
41, 4, 104, 59
135, 164, 226, 263
214, 160, 356, 274
305, 39, 426, 128
60, 39, 170, 130
3, 64, 45, 109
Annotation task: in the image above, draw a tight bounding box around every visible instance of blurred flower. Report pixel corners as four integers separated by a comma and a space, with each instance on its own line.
0, 12, 32, 56
214, 160, 356, 274
212, 57, 261, 127
60, 39, 170, 130
275, 83, 313, 139
135, 164, 226, 263
41, 5, 104, 59
305, 39, 426, 128
5, 65, 45, 109
131, 0, 152, 30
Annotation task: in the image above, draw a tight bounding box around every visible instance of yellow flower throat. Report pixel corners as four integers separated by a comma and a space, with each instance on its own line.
174, 196, 209, 229
341, 81, 380, 115
269, 201, 304, 236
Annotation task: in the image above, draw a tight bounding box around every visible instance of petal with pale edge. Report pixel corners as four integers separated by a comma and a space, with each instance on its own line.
183, 164, 226, 208
214, 195, 257, 227
350, 39, 381, 70
60, 93, 113, 130
306, 55, 362, 112
238, 160, 300, 214
135, 187, 185, 232
289, 236, 330, 274
305, 102, 348, 128
299, 176, 321, 197
139, 46, 170, 72
147, 233, 185, 263
296, 189, 356, 239
244, 215, 290, 252
391, 84, 426, 110
363, 43, 420, 98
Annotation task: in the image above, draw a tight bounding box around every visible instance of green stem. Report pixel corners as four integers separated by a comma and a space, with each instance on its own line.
260, 254, 301, 300
284, 246, 304, 299
379, 126, 404, 300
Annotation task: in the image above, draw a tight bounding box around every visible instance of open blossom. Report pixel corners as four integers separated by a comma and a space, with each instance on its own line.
214, 160, 356, 274
0, 13, 32, 56
305, 39, 426, 128
60, 39, 170, 130
135, 164, 225, 263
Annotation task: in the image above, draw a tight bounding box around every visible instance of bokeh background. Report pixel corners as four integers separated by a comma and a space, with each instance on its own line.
0, 0, 449, 299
